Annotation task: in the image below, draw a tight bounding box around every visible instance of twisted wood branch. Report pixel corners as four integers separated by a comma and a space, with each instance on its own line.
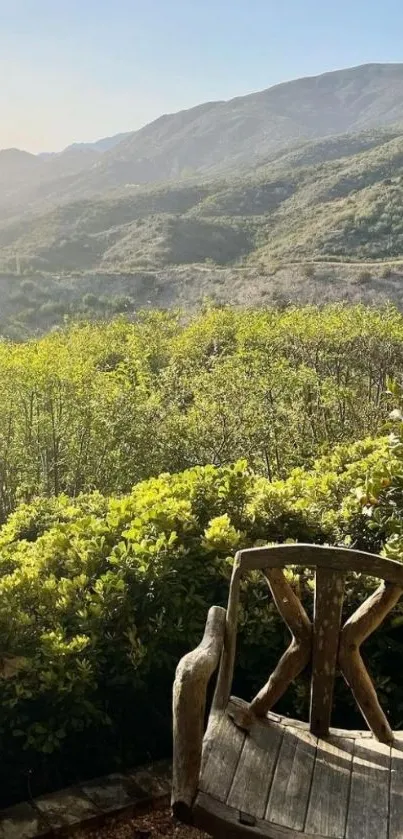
172, 605, 226, 820
339, 581, 402, 744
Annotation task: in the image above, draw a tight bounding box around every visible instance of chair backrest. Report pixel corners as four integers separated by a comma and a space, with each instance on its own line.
213, 544, 403, 744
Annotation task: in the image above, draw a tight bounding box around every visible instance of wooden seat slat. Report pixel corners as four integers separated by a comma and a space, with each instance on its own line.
227, 720, 283, 819
266, 726, 317, 831
305, 736, 354, 838
390, 738, 403, 839
345, 737, 391, 839
199, 711, 245, 802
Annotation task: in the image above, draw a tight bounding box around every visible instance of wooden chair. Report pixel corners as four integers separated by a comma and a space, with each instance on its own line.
172, 544, 403, 839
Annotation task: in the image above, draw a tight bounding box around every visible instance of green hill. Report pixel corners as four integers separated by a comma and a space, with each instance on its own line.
2, 62, 403, 218
2, 125, 403, 276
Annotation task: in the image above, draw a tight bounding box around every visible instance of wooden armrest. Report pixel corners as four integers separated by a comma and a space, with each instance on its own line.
172, 605, 226, 821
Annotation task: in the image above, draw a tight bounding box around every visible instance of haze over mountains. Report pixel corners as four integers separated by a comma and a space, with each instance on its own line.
1, 60, 403, 329
2, 62, 403, 215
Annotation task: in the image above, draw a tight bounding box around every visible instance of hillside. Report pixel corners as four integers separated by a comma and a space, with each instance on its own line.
0, 64, 402, 334
77, 62, 403, 188
1, 124, 403, 275
2, 62, 403, 218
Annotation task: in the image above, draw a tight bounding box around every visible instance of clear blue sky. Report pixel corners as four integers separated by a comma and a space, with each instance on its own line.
1, 0, 402, 153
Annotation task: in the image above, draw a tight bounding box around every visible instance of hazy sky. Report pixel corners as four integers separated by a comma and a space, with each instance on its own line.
1, 0, 403, 154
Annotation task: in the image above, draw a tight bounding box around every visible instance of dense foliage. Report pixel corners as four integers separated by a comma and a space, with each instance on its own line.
0, 304, 400, 520
1, 303, 403, 804
0, 436, 397, 805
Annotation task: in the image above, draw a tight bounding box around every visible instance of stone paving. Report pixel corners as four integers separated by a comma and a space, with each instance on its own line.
0, 760, 171, 838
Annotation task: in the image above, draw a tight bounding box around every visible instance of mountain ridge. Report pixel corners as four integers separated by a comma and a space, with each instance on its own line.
2, 61, 403, 218
1, 63, 403, 288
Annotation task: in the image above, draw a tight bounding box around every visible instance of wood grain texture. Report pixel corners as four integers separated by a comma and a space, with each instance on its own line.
304, 736, 353, 838
345, 737, 391, 839
195, 790, 329, 839
389, 737, 403, 839
199, 710, 245, 803
213, 557, 242, 711
248, 569, 312, 719
228, 695, 284, 732
227, 719, 283, 819
237, 543, 403, 585
339, 581, 401, 743
172, 605, 226, 820
266, 726, 317, 831
196, 707, 398, 839
228, 696, 372, 738
310, 569, 345, 737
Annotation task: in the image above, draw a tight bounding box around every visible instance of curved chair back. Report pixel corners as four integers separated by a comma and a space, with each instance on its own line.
213, 544, 403, 743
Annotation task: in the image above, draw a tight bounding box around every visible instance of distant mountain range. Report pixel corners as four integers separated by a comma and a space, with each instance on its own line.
39, 132, 132, 159
1, 62, 403, 281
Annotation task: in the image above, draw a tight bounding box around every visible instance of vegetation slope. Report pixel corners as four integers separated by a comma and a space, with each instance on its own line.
1, 125, 403, 281
1, 306, 403, 803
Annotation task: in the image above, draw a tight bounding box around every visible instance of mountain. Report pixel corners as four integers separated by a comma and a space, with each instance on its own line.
62, 132, 132, 154
0, 148, 41, 186
2, 62, 403, 218
81, 62, 403, 188
1, 122, 403, 277
1, 117, 403, 337
1, 60, 403, 333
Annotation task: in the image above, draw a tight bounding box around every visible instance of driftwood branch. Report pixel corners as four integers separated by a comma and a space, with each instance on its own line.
230, 568, 312, 731
339, 581, 402, 744
172, 605, 226, 821
212, 557, 242, 711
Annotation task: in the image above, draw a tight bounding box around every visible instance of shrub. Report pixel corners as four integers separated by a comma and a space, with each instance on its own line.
0, 305, 400, 520
356, 268, 372, 284
302, 263, 315, 279
0, 440, 400, 803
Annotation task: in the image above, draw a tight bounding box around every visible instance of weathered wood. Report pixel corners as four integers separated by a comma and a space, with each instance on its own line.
199, 710, 245, 802
171, 605, 226, 820
213, 557, 242, 711
172, 542, 403, 837
227, 719, 283, 819
228, 695, 283, 731
237, 544, 403, 585
339, 581, 401, 743
266, 727, 317, 831
309, 569, 345, 737
389, 737, 403, 839
195, 706, 399, 839
249, 569, 312, 718
194, 790, 326, 839
304, 736, 353, 838
345, 737, 391, 839
229, 696, 372, 738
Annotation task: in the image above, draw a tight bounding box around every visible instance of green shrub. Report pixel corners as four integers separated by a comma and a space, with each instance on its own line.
0, 440, 400, 803
0, 305, 400, 520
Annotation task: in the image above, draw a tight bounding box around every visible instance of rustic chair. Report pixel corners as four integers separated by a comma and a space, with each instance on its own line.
172, 544, 403, 839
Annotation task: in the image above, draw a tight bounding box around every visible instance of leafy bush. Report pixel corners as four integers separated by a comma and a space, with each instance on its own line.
1, 305, 403, 803
0, 438, 401, 804
0, 304, 400, 520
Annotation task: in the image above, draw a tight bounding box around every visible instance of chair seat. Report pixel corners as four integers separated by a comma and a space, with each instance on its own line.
194, 697, 403, 839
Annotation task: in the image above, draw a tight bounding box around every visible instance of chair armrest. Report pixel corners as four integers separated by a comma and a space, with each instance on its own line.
172, 605, 226, 821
